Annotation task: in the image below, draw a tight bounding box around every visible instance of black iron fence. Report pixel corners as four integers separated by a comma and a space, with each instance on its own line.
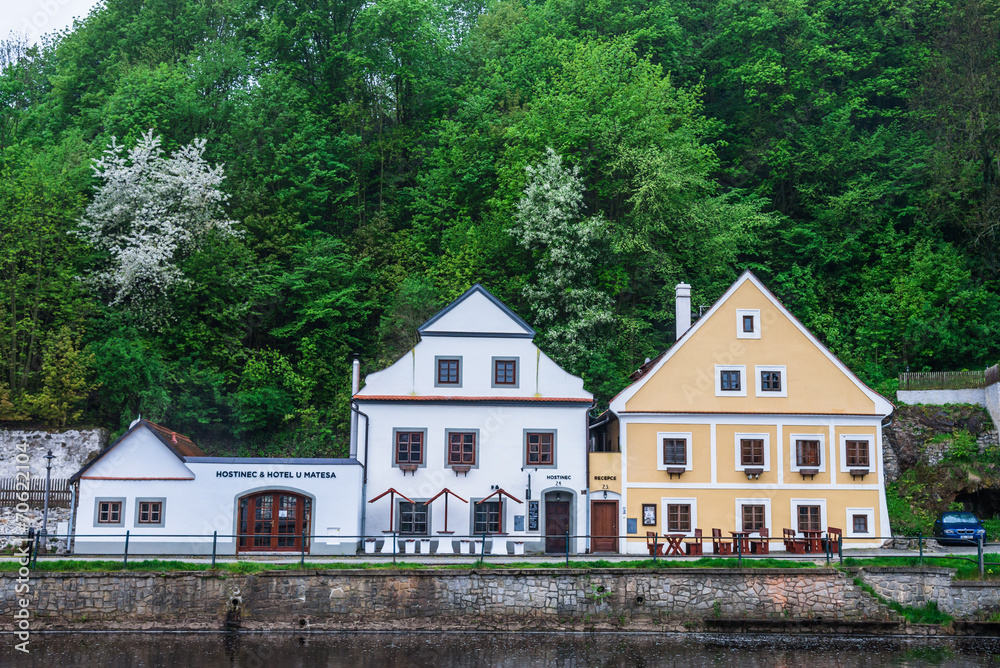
3, 529, 998, 578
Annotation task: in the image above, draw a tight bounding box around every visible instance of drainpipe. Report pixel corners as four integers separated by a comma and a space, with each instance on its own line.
352, 400, 371, 543
67, 482, 77, 554
585, 401, 596, 554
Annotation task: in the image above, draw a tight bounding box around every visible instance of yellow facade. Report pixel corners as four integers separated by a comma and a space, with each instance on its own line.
602, 272, 893, 554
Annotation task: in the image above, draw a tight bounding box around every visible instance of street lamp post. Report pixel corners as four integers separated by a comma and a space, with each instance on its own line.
41, 450, 54, 554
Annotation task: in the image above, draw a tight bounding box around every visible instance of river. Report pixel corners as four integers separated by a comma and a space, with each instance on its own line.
3, 632, 999, 667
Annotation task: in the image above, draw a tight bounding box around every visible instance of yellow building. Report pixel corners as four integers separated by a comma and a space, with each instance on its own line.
591, 271, 893, 554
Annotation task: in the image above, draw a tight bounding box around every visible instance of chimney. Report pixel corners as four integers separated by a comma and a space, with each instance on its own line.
675, 283, 691, 340
349, 357, 360, 459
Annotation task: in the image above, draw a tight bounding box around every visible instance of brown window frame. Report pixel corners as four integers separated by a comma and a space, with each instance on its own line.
797, 505, 821, 532
742, 504, 766, 532
846, 440, 870, 467
437, 358, 460, 385
853, 514, 869, 534
760, 370, 782, 392
666, 504, 691, 532
740, 438, 764, 466
399, 501, 429, 535
662, 438, 687, 466
720, 369, 741, 391
494, 359, 517, 386
98, 501, 121, 524
138, 501, 162, 524
395, 431, 424, 465
795, 440, 821, 468
474, 500, 502, 534
447, 432, 476, 466
742, 314, 755, 333
525, 432, 554, 466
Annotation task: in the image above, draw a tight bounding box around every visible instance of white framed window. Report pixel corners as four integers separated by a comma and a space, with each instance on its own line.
736, 309, 761, 339
715, 365, 747, 397
656, 432, 693, 471
754, 365, 787, 397
839, 434, 875, 473
788, 433, 826, 473
660, 497, 698, 537
734, 497, 771, 533
734, 432, 770, 472
790, 498, 827, 535
846, 507, 875, 538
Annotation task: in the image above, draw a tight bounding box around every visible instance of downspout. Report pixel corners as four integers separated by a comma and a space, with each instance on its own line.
585, 401, 596, 554
352, 400, 371, 543
67, 481, 77, 554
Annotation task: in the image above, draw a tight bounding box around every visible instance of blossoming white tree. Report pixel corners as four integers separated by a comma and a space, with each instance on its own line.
77, 130, 238, 314
510, 148, 613, 368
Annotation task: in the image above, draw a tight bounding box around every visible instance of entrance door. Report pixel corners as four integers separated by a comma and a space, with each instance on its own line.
238, 491, 311, 552
545, 501, 570, 553
591, 501, 618, 553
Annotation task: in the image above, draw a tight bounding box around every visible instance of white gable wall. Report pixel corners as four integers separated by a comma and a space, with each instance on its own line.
82, 427, 194, 480
420, 289, 531, 336
358, 336, 589, 398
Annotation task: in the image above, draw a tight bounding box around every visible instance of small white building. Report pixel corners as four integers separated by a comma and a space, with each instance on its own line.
70, 419, 363, 555
354, 284, 594, 555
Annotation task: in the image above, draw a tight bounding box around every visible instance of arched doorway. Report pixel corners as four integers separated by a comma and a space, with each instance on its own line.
237, 491, 311, 552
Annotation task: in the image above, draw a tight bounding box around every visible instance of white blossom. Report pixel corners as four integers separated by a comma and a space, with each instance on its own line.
77, 130, 239, 315
510, 148, 613, 367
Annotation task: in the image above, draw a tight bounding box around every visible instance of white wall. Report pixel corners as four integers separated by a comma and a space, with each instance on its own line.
359, 401, 590, 553
75, 460, 363, 555
896, 388, 987, 407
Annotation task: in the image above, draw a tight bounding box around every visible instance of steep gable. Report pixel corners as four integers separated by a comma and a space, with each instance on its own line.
418, 284, 535, 338
612, 272, 892, 416
70, 421, 198, 481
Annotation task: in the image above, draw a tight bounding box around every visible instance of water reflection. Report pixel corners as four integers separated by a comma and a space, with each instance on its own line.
6, 632, 1000, 667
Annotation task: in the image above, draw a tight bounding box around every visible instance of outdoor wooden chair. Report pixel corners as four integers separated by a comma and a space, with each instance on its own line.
646, 531, 664, 555
751, 527, 770, 555
685, 528, 704, 556
711, 528, 732, 555
783, 528, 806, 554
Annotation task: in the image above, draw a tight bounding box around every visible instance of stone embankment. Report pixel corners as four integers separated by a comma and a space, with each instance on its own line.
856, 567, 1000, 618
1, 568, 900, 632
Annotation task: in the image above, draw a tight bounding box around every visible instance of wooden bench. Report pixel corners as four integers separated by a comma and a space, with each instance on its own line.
685, 528, 704, 556
712, 528, 732, 555
646, 531, 664, 555
751, 527, 770, 555
783, 528, 806, 554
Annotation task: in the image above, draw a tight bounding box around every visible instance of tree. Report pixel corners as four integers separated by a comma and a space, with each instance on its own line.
22, 326, 98, 426
510, 148, 613, 369
77, 130, 240, 318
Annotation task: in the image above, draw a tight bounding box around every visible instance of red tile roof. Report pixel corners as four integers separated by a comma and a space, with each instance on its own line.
145, 420, 206, 457
355, 395, 592, 403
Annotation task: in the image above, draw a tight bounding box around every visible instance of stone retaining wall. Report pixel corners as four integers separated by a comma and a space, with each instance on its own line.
857, 567, 1000, 618
0, 568, 890, 631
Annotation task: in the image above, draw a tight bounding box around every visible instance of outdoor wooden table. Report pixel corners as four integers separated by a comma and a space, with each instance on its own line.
663, 533, 686, 556
729, 531, 752, 555
801, 530, 824, 553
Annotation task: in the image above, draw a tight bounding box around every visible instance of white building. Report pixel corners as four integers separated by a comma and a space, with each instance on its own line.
354, 284, 594, 554
70, 419, 363, 555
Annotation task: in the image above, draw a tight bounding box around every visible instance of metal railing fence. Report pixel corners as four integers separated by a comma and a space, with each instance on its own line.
2, 529, 997, 577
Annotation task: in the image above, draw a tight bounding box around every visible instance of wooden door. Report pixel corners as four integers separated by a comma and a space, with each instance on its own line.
591, 501, 618, 553
545, 501, 570, 553
238, 491, 310, 552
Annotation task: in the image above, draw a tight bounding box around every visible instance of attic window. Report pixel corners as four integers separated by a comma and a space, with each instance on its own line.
736, 309, 761, 339
743, 315, 754, 333
434, 356, 463, 387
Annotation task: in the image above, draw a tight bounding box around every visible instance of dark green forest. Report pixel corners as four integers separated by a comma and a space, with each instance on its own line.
1, 0, 998, 455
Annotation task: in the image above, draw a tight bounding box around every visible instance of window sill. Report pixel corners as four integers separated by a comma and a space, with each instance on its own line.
798, 468, 820, 479
665, 467, 686, 479
742, 468, 764, 479
451, 465, 471, 476
398, 464, 419, 475
849, 468, 870, 479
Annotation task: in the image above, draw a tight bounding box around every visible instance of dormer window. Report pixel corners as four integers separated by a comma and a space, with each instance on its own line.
434, 356, 462, 387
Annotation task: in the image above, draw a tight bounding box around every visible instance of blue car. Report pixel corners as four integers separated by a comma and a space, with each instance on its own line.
932, 512, 987, 545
